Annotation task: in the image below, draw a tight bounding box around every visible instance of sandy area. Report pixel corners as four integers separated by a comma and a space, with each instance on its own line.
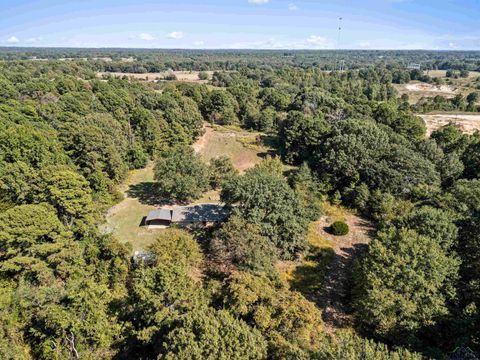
405, 83, 456, 93
420, 113, 480, 135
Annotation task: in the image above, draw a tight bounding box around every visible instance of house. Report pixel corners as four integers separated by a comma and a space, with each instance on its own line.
144, 204, 230, 228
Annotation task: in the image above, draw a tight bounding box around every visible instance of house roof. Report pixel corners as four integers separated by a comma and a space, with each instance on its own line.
171, 204, 230, 223
146, 204, 230, 224
146, 209, 172, 222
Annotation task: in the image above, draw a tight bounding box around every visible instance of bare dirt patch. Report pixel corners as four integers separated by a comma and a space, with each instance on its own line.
420, 113, 480, 135
395, 82, 457, 103
405, 83, 456, 93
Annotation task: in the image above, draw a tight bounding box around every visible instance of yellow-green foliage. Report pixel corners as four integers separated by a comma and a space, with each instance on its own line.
149, 228, 203, 269
219, 271, 326, 355
284, 221, 334, 295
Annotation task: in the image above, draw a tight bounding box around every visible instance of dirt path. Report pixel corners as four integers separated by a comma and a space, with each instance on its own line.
192, 124, 212, 153
315, 212, 374, 332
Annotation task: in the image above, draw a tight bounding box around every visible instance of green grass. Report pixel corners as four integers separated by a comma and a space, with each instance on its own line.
103, 163, 160, 253
280, 221, 335, 296
200, 126, 273, 172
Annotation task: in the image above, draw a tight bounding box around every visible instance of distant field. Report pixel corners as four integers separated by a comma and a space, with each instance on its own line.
420, 113, 480, 135
97, 70, 214, 83
426, 70, 480, 79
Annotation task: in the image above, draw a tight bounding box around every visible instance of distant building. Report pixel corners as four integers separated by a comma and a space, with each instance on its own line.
144, 204, 230, 228
407, 63, 421, 70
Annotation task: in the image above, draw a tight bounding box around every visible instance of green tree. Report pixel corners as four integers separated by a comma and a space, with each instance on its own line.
208, 156, 238, 189
290, 163, 324, 221
149, 228, 202, 269
216, 272, 325, 357
279, 111, 328, 165
0, 203, 79, 282
209, 215, 277, 276
353, 228, 459, 346
198, 71, 209, 80
466, 92, 479, 111
201, 90, 238, 125
221, 165, 308, 258
154, 145, 209, 202
36, 166, 95, 230
160, 308, 268, 360
394, 206, 458, 250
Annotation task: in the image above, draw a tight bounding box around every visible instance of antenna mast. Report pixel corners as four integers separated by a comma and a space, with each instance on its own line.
335, 17, 343, 71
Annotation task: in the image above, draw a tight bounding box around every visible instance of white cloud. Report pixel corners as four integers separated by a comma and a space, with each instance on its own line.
358, 41, 371, 49
248, 0, 269, 4
288, 3, 298, 11
193, 40, 205, 46
228, 35, 332, 49
7, 36, 19, 44
448, 42, 458, 49
139, 33, 155, 41
25, 37, 42, 43
306, 35, 328, 47
167, 31, 184, 39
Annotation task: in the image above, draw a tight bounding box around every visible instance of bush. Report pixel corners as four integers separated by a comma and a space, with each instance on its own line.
198, 71, 209, 80
331, 221, 349, 236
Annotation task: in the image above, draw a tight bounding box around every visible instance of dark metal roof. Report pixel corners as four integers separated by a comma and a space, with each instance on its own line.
171, 204, 230, 223
145, 209, 172, 222
146, 204, 230, 224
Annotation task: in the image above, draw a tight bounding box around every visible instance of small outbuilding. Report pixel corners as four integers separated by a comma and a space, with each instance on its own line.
144, 208, 172, 228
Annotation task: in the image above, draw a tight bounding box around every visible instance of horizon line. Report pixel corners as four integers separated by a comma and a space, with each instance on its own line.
0, 46, 478, 52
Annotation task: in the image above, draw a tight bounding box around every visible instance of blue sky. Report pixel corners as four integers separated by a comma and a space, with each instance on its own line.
1, 0, 479, 49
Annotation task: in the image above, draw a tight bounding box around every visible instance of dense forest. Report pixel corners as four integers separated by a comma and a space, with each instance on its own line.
0, 49, 479, 359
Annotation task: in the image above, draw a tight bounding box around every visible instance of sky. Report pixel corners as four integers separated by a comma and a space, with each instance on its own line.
0, 0, 479, 50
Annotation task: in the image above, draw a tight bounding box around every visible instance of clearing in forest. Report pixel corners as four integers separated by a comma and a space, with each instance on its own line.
394, 82, 457, 103
420, 113, 480, 135
96, 70, 214, 83
279, 204, 374, 333
103, 124, 271, 251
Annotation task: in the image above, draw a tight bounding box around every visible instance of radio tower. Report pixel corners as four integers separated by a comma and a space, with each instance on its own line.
335, 17, 343, 71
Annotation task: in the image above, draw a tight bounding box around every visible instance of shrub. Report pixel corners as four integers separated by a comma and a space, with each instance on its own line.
331, 221, 349, 236
198, 71, 209, 80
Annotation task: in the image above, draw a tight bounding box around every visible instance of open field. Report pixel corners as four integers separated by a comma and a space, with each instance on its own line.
420, 113, 480, 135
96, 70, 214, 83
426, 70, 480, 79
103, 124, 273, 252
101, 162, 159, 251
196, 124, 273, 173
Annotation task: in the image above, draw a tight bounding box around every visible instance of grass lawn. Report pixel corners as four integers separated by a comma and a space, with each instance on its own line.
102, 163, 160, 252
278, 220, 335, 296
102, 125, 275, 253
199, 125, 274, 172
